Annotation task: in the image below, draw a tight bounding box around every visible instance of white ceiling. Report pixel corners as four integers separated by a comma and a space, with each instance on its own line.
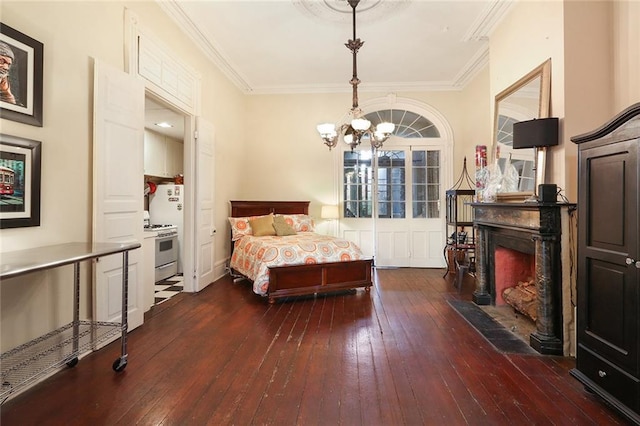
145, 96, 185, 140
146, 0, 514, 137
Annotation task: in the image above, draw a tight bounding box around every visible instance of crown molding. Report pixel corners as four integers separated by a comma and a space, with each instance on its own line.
462, 0, 517, 42
157, 0, 254, 93
452, 45, 490, 88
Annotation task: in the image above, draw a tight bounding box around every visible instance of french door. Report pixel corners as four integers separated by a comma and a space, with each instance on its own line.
341, 143, 446, 268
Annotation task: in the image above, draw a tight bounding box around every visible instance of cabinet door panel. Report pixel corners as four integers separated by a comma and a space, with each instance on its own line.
144, 130, 166, 177
578, 139, 638, 374
166, 138, 184, 178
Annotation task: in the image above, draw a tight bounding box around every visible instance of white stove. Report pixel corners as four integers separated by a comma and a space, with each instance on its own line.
144, 224, 179, 282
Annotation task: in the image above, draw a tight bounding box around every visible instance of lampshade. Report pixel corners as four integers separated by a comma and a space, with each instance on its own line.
512, 117, 559, 149
317, 123, 337, 136
351, 118, 372, 131
376, 122, 395, 134
321, 205, 340, 220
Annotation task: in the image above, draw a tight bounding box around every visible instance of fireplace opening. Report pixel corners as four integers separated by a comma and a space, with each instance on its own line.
494, 246, 535, 305
494, 246, 538, 322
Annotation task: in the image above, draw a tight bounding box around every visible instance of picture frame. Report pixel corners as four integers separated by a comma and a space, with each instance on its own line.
0, 23, 43, 127
0, 133, 41, 228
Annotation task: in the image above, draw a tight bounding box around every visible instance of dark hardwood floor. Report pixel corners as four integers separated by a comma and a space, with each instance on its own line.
1, 268, 629, 425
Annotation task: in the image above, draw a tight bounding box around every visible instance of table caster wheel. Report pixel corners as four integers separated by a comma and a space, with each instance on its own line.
112, 357, 127, 372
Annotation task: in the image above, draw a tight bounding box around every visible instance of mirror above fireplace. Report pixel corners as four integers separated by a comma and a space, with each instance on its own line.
493, 59, 551, 199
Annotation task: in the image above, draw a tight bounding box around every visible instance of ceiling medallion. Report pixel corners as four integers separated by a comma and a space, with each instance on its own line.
293, 0, 409, 25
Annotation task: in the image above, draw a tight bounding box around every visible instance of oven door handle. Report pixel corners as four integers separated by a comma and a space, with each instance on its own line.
157, 262, 176, 270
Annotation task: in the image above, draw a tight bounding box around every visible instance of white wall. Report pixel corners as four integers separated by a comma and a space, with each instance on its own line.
613, 0, 640, 112
0, 1, 245, 351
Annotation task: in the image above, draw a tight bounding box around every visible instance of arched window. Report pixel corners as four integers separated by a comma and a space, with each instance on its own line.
343, 109, 442, 219
364, 109, 441, 138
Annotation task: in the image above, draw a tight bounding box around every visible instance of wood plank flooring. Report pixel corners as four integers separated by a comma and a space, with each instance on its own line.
1, 268, 629, 425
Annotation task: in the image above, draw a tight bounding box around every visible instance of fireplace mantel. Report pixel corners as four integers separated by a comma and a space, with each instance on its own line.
471, 202, 576, 355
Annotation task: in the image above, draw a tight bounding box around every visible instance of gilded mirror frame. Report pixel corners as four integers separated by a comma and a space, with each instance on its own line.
493, 59, 551, 201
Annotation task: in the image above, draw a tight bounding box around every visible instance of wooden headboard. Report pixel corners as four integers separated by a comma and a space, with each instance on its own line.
228, 201, 310, 257
229, 200, 310, 218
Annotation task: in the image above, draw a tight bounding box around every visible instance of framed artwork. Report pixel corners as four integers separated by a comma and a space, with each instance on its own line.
0, 23, 43, 127
0, 134, 41, 228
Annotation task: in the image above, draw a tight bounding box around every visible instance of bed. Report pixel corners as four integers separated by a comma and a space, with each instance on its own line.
228, 200, 373, 303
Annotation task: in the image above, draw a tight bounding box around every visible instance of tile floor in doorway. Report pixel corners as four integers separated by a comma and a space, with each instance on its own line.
154, 275, 183, 306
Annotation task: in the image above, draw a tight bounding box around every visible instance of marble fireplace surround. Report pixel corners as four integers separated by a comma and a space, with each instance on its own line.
471, 202, 577, 355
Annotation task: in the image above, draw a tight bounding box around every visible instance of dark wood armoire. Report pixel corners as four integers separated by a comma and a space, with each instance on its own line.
570, 103, 640, 424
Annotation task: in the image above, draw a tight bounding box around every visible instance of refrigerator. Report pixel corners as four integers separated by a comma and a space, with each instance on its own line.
149, 184, 184, 274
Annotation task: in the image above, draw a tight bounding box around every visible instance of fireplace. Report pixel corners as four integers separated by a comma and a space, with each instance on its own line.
471, 202, 577, 355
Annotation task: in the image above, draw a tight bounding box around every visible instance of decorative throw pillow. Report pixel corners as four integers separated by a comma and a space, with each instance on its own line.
249, 213, 276, 237
281, 214, 315, 232
228, 216, 252, 241
273, 215, 297, 236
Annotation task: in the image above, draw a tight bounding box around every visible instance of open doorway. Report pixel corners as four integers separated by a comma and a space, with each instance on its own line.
144, 94, 187, 307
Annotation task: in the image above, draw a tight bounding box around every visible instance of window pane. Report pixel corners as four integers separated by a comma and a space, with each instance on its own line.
391, 168, 404, 184
364, 109, 440, 138
391, 184, 405, 200
427, 201, 440, 218
413, 168, 426, 184
344, 201, 358, 217
412, 150, 426, 166
378, 201, 390, 218
412, 150, 441, 218
359, 201, 372, 218
392, 202, 405, 218
413, 184, 426, 201
427, 167, 439, 183
427, 151, 440, 166
378, 184, 390, 202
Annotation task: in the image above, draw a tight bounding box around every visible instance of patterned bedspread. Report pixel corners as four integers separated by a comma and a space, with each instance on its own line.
229, 232, 366, 296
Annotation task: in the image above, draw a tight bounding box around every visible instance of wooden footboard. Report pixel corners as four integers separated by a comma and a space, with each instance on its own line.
267, 259, 373, 304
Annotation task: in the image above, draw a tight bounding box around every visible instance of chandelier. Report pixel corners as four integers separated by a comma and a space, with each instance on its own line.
317, 0, 395, 151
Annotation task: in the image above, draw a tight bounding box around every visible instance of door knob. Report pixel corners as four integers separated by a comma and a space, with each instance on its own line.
625, 258, 640, 268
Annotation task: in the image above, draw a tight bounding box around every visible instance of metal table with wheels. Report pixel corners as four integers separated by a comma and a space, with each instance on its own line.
0, 242, 140, 402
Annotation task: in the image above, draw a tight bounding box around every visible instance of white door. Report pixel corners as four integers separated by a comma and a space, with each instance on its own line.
342, 145, 446, 268
93, 59, 145, 333
194, 117, 215, 291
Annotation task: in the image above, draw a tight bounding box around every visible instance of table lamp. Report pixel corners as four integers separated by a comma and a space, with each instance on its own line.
512, 117, 559, 202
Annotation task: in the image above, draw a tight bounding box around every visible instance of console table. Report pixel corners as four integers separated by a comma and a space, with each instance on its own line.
0, 242, 140, 402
